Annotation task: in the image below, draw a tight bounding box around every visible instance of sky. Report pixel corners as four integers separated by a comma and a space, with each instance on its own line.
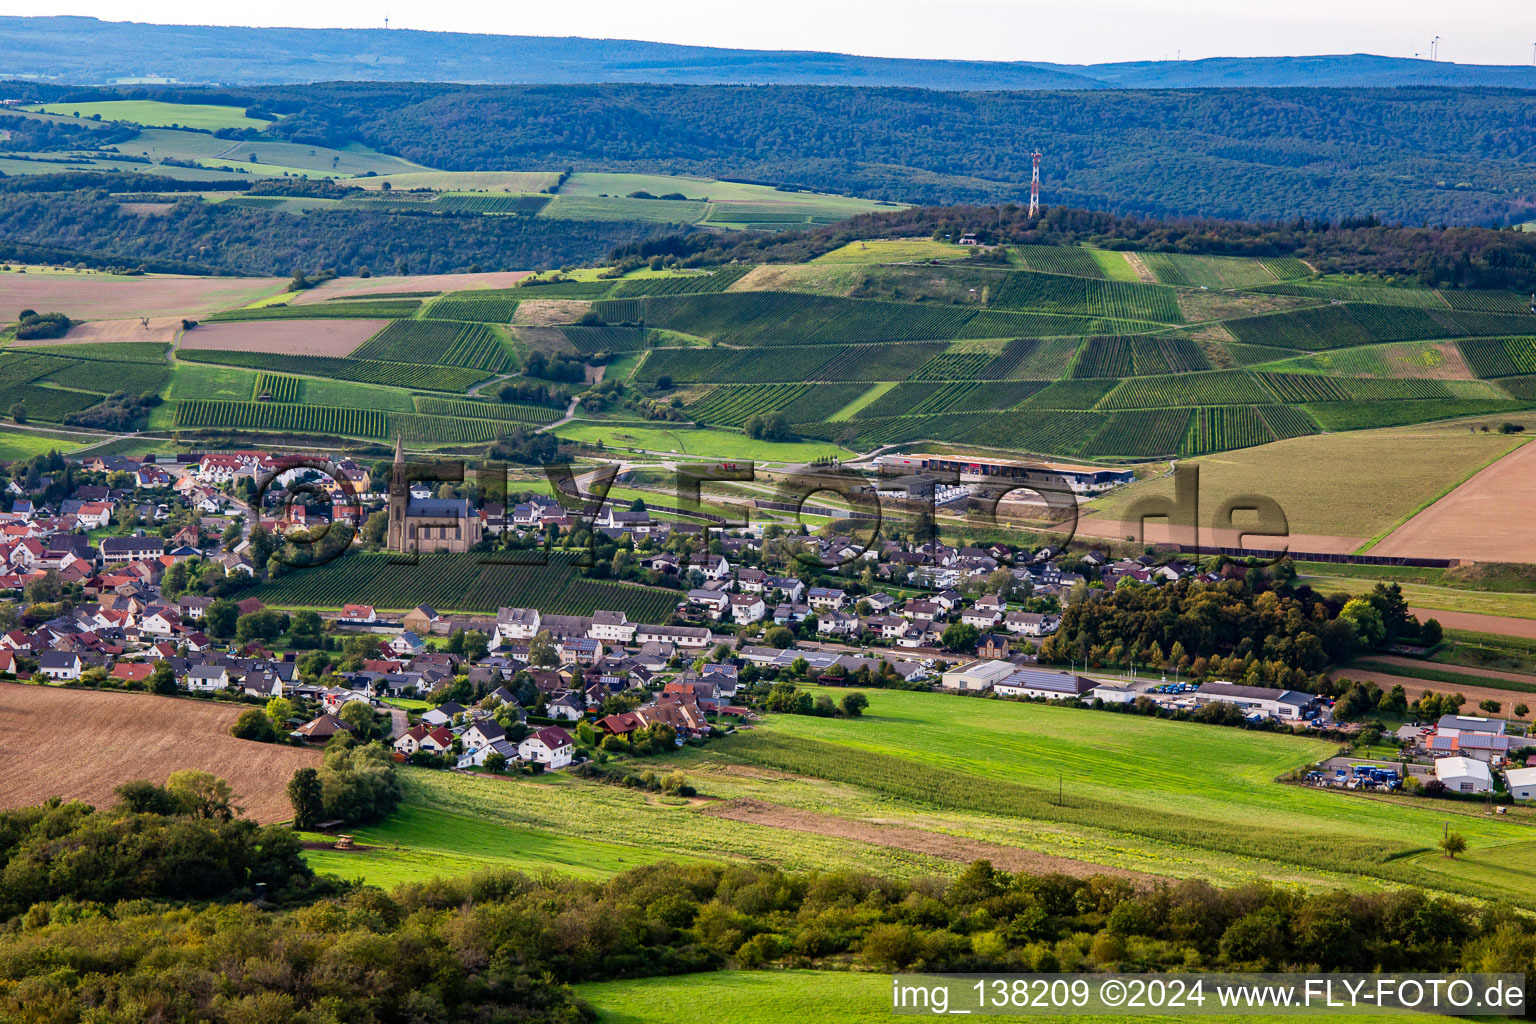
17, 1, 1536, 66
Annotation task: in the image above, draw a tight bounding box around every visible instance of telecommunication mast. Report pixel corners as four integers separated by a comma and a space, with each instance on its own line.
1028, 151, 1042, 218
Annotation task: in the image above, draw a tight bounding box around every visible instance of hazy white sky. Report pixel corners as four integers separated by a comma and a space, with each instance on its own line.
17, 1, 1536, 65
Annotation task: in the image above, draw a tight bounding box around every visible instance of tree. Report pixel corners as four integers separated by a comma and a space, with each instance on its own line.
165, 770, 239, 821
941, 622, 979, 653
287, 767, 323, 831
149, 660, 178, 695
1515, 703, 1530, 718
265, 696, 295, 727
764, 625, 795, 649
1479, 699, 1502, 715
1338, 598, 1386, 649
338, 700, 380, 741
462, 630, 489, 661
204, 598, 239, 638
528, 630, 560, 667
484, 752, 508, 774
289, 610, 323, 648
23, 570, 62, 605
114, 779, 180, 815
1439, 832, 1468, 859
840, 692, 869, 717
230, 708, 277, 742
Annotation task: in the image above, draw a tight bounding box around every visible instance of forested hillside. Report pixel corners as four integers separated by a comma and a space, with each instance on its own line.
7, 81, 1536, 224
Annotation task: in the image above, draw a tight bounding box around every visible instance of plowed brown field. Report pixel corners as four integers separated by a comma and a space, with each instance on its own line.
0, 683, 319, 822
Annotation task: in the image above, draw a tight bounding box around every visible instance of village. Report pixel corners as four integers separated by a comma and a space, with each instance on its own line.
0, 443, 1529, 805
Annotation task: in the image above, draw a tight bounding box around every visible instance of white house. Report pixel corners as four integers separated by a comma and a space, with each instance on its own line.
457, 738, 520, 769
496, 607, 542, 641
1505, 766, 1536, 801
183, 665, 229, 692
519, 725, 575, 769
588, 610, 637, 644
729, 593, 766, 625
1434, 756, 1492, 794
993, 668, 1096, 699
38, 651, 82, 681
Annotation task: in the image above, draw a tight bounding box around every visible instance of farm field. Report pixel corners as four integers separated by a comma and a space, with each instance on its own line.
0, 270, 286, 319
18, 316, 182, 348
290, 270, 533, 302
1299, 572, 1536, 622
812, 238, 970, 263
0, 683, 318, 822
177, 318, 388, 356
1370, 438, 1536, 562
24, 100, 272, 130
1085, 426, 1526, 548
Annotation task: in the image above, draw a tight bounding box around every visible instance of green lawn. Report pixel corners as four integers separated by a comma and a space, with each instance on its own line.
26, 100, 272, 130
165, 362, 257, 402
577, 971, 1456, 1024
812, 238, 969, 264
555, 421, 853, 463
0, 427, 91, 460
301, 800, 681, 887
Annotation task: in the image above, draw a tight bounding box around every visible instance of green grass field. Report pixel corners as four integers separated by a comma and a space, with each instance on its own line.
340, 688, 1536, 906
555, 421, 853, 462
692, 688, 1536, 903
1300, 572, 1536, 620
302, 800, 681, 887
26, 100, 272, 130
165, 362, 257, 402
813, 239, 969, 264
0, 427, 91, 460
577, 971, 1455, 1024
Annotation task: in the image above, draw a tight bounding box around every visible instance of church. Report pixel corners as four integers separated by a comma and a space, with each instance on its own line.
386, 437, 484, 554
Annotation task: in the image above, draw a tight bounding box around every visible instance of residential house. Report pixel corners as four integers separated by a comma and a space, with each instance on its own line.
519, 726, 576, 769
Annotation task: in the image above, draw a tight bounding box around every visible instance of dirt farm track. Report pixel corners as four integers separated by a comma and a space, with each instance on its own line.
0, 683, 319, 822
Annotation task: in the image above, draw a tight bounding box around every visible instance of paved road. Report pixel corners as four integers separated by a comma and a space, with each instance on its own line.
385, 708, 409, 740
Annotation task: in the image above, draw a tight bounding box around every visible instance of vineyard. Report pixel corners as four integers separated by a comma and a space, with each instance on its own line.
1180, 405, 1315, 456
989, 272, 1183, 323
254, 373, 301, 402
207, 299, 422, 321
609, 266, 752, 297
411, 397, 559, 424
686, 384, 811, 426
1259, 373, 1506, 403
19, 342, 169, 363
176, 350, 490, 391
1070, 334, 1209, 378
1459, 338, 1536, 378
174, 400, 389, 438
1008, 244, 1106, 278
1079, 409, 1192, 457
40, 357, 167, 396
0, 384, 102, 421
813, 343, 948, 381
1100, 370, 1272, 408
1305, 398, 1532, 431
352, 320, 510, 372
1023, 378, 1118, 409
561, 325, 646, 355
254, 552, 681, 617
428, 289, 521, 323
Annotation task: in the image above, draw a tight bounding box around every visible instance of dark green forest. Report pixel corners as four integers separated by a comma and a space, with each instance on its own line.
10, 80, 1535, 224
0, 189, 652, 275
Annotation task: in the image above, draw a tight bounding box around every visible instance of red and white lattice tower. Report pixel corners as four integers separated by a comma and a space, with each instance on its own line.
1028, 151, 1042, 218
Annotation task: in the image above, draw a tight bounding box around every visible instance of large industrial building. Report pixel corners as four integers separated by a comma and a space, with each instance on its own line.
872, 454, 1135, 496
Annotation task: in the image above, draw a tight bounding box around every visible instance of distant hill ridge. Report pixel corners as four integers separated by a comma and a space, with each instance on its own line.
6, 16, 1536, 89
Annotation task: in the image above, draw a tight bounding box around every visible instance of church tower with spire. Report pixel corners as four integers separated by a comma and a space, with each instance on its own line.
386, 434, 407, 551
